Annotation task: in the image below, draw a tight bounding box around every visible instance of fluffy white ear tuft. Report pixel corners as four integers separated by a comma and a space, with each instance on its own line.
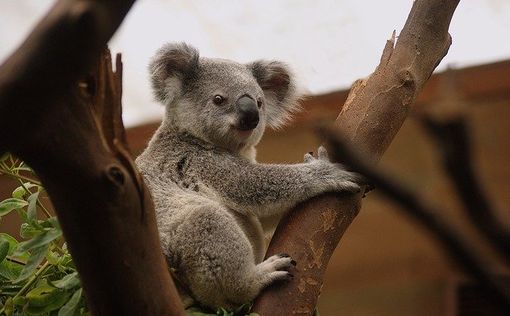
149, 42, 199, 105
248, 61, 303, 129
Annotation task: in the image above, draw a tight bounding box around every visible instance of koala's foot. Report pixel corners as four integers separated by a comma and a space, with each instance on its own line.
255, 253, 296, 287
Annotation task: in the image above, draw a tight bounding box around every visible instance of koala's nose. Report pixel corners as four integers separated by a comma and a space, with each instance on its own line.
237, 96, 259, 131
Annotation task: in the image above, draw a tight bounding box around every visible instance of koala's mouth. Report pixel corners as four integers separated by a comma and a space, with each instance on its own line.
230, 125, 254, 138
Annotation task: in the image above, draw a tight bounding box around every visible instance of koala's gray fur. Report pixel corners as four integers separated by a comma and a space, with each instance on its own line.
136, 43, 361, 310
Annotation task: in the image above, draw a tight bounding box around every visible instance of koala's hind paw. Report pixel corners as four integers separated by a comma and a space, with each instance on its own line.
256, 254, 296, 285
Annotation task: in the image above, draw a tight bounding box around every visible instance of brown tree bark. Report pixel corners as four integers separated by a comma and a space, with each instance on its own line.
0, 1, 183, 315
253, 0, 460, 315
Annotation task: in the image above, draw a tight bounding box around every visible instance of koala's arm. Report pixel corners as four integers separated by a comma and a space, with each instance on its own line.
192, 147, 360, 217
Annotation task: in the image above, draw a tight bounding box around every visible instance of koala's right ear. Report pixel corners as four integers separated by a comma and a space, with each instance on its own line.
149, 43, 199, 105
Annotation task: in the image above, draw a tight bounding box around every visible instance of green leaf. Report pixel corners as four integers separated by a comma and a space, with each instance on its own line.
26, 285, 60, 307
12, 182, 38, 199
46, 250, 60, 265
14, 245, 48, 283
25, 285, 70, 314
0, 239, 9, 263
234, 303, 253, 315
12, 296, 27, 306
0, 260, 22, 281
27, 191, 40, 221
20, 223, 42, 239
0, 198, 28, 217
15, 228, 62, 253
41, 217, 60, 230
3, 297, 13, 316
58, 288, 82, 316
216, 307, 232, 316
0, 233, 18, 255
52, 272, 80, 290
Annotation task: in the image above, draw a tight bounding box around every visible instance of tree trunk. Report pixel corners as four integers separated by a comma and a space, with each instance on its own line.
0, 1, 183, 315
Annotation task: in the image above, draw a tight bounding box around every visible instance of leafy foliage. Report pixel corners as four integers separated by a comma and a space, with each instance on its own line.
0, 154, 87, 315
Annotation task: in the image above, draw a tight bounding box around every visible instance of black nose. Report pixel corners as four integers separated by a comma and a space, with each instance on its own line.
237, 96, 259, 131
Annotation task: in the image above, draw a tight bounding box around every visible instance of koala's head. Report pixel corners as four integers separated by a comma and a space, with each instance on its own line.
149, 42, 302, 154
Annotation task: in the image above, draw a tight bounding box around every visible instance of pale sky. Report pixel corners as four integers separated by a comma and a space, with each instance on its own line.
1, 0, 509, 126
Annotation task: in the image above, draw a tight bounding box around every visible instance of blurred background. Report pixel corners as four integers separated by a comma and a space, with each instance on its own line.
1, 1, 510, 315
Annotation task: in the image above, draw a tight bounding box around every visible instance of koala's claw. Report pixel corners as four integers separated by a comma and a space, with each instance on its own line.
304, 146, 331, 163
304, 152, 315, 163
318, 146, 329, 161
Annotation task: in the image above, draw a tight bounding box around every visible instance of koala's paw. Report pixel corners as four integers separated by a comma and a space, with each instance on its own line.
256, 253, 296, 285
306, 146, 364, 194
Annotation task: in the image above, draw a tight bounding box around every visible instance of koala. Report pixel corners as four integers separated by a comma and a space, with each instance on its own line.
136, 43, 362, 310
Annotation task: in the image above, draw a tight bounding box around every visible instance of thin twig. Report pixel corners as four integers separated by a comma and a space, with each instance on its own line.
17, 179, 52, 218
0, 169, 42, 186
320, 126, 510, 312
0, 261, 51, 314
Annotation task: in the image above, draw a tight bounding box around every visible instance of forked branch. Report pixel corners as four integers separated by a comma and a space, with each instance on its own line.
253, 0, 460, 314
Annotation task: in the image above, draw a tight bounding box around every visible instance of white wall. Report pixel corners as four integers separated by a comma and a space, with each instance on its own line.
1, 0, 509, 126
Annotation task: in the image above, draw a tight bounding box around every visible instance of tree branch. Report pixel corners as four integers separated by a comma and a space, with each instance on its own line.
253, 1, 460, 314
421, 108, 510, 265
320, 126, 510, 311
0, 1, 184, 315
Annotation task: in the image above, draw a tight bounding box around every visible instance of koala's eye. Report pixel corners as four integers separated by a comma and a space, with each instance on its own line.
257, 100, 263, 108
213, 95, 225, 105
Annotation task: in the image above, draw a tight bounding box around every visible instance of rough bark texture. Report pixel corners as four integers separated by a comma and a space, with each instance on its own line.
0, 1, 183, 315
253, 1, 460, 315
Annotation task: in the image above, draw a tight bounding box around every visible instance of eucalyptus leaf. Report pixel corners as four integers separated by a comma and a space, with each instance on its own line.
40, 217, 60, 230
0, 240, 9, 263
46, 250, 60, 265
0, 233, 18, 255
15, 228, 61, 254
0, 260, 22, 281
27, 191, 40, 221
26, 284, 60, 307
58, 288, 82, 316
48, 217, 61, 229
12, 183, 38, 199
12, 296, 27, 306
26, 286, 70, 314
52, 272, 80, 290
20, 222, 42, 239
0, 198, 28, 217
14, 245, 48, 283
3, 297, 13, 316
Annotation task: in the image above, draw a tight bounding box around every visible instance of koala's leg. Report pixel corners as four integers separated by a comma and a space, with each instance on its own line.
170, 202, 293, 309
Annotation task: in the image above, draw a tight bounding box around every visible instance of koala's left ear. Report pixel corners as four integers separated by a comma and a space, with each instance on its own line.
248, 61, 302, 129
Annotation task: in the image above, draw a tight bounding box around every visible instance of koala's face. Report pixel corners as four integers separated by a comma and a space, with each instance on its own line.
150, 43, 301, 153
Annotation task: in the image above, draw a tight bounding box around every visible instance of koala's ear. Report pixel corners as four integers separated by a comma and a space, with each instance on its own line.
248, 61, 302, 129
149, 42, 199, 105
